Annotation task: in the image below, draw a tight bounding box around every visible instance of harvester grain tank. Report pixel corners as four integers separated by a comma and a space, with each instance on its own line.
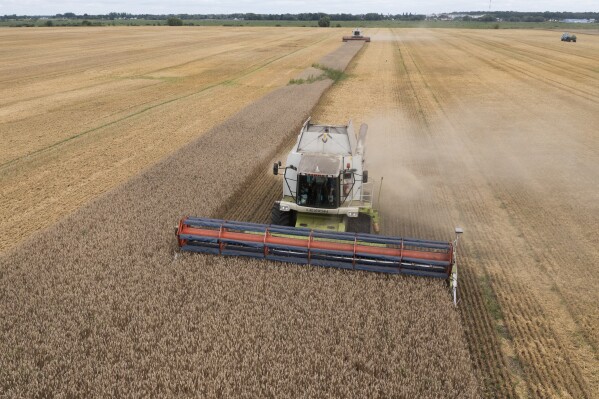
272, 118, 377, 234
175, 118, 463, 305
343, 28, 371, 42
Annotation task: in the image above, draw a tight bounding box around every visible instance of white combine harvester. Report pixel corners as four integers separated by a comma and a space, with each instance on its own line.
176, 118, 463, 305
342, 28, 371, 42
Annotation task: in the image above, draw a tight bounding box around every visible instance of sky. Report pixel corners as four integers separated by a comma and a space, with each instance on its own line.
1, 0, 597, 16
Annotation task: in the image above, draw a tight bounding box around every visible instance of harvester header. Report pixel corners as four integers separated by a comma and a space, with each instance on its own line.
176, 217, 462, 304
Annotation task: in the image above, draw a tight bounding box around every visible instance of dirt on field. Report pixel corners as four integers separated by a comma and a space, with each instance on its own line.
0, 26, 341, 253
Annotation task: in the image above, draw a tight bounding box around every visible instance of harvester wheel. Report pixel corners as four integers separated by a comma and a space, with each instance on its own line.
271, 202, 296, 227
346, 213, 371, 234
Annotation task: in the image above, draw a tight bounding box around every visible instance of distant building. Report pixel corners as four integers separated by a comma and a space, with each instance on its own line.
428, 13, 486, 21
561, 19, 595, 23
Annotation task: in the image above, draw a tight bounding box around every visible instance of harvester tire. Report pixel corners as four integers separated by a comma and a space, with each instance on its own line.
271, 202, 296, 227
346, 213, 371, 234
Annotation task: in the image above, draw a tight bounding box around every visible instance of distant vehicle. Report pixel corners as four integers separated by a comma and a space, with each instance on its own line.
561, 32, 577, 42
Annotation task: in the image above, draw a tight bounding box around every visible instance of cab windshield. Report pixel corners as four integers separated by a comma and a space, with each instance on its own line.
297, 174, 339, 208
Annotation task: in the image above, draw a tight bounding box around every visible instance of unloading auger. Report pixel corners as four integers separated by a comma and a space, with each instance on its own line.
175, 118, 463, 305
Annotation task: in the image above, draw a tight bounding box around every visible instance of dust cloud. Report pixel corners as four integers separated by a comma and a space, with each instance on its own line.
361, 96, 598, 239
362, 113, 452, 237
365, 116, 427, 200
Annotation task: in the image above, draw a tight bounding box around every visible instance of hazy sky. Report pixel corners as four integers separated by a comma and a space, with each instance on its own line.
1, 0, 597, 15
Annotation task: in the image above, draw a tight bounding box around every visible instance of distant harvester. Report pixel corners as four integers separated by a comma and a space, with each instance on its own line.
342, 28, 371, 42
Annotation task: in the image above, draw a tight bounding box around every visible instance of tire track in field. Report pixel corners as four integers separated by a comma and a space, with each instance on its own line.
0, 32, 312, 108
390, 29, 520, 398
427, 27, 599, 356
403, 29, 596, 397
444, 32, 599, 104
484, 181, 599, 391
461, 32, 599, 78
388, 34, 517, 398
0, 30, 304, 86
502, 35, 599, 64
0, 34, 332, 171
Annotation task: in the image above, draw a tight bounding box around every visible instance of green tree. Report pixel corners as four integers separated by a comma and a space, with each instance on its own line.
167, 17, 183, 26
480, 15, 496, 22
318, 16, 330, 27
45, 20, 53, 27
364, 13, 382, 21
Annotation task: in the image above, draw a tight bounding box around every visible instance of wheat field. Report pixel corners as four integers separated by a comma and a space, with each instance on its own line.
1, 27, 598, 397
0, 26, 341, 253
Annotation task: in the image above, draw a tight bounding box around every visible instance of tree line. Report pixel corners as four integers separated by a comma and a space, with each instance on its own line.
1, 12, 424, 22
2, 11, 597, 23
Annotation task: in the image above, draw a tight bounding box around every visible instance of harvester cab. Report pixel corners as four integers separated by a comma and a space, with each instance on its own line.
272, 118, 378, 234
175, 117, 464, 305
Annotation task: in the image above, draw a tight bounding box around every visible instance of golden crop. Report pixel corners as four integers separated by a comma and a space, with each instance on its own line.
1, 40, 476, 397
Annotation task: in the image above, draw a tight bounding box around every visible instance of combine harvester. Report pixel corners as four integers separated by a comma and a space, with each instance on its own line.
176, 118, 463, 304
342, 28, 371, 42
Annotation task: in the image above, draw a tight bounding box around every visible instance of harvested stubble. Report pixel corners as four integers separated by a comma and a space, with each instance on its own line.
313, 28, 599, 397
0, 41, 478, 397
0, 27, 343, 254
